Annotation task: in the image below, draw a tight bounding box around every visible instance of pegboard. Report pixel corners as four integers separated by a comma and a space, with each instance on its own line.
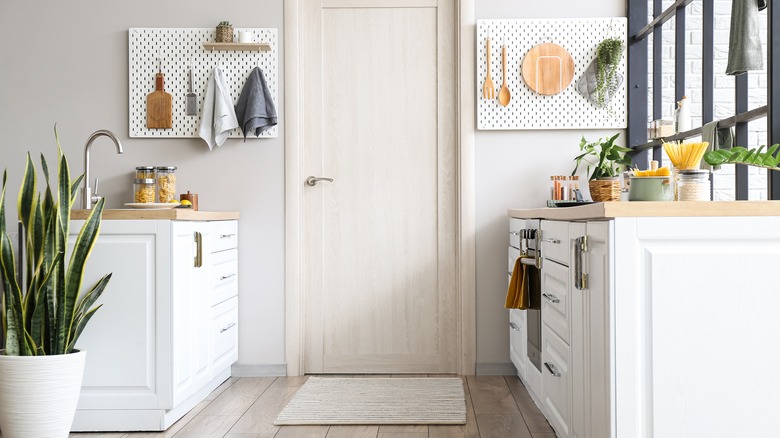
129, 28, 278, 138
477, 18, 627, 130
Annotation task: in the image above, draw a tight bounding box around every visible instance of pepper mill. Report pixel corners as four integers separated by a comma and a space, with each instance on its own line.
180, 191, 199, 211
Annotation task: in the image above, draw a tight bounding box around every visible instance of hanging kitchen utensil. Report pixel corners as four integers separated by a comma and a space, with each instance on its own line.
497, 39, 511, 107
185, 61, 197, 116
521, 43, 575, 95
482, 32, 495, 100
147, 55, 173, 129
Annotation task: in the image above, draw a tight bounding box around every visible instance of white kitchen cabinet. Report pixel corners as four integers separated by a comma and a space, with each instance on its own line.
508, 218, 528, 382
69, 218, 239, 432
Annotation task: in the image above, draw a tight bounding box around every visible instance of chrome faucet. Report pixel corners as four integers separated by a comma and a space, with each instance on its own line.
82, 130, 124, 209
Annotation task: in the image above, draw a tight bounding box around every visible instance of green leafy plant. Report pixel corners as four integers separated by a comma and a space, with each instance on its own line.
0, 129, 111, 356
704, 144, 780, 170
571, 133, 632, 180
217, 21, 232, 27
595, 38, 624, 108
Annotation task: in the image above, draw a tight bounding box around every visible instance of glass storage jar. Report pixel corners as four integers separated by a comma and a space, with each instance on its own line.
135, 166, 155, 180
156, 166, 177, 203
676, 170, 710, 201
133, 178, 156, 203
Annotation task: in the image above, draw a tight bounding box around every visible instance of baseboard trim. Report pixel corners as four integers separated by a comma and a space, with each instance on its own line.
476, 362, 517, 376
231, 363, 287, 377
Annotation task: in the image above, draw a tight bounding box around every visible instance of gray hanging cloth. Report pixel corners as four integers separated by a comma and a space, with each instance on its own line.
235, 67, 278, 140
726, 0, 767, 75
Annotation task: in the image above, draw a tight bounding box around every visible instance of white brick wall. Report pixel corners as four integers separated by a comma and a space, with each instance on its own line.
646, 0, 768, 200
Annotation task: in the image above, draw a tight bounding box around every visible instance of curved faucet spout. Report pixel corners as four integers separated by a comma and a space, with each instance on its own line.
83, 130, 124, 209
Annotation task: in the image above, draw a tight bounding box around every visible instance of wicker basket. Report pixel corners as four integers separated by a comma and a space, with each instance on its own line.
589, 178, 621, 202
216, 25, 233, 43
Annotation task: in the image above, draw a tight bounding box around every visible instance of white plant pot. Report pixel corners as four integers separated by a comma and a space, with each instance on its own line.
0, 350, 86, 438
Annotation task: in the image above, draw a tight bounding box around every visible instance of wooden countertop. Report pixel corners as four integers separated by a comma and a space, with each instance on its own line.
71, 209, 239, 221
508, 201, 780, 220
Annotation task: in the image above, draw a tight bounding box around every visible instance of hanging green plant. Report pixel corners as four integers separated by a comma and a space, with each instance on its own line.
595, 38, 624, 108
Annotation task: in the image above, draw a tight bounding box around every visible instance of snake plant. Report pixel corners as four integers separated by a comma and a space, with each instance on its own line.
703, 144, 780, 170
0, 128, 111, 356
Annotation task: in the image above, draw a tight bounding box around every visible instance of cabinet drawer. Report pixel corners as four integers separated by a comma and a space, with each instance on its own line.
509, 309, 527, 378
211, 249, 238, 305
541, 220, 569, 265
509, 218, 523, 249
508, 246, 521, 277
211, 297, 238, 373
542, 325, 571, 438
541, 259, 569, 344
211, 221, 238, 252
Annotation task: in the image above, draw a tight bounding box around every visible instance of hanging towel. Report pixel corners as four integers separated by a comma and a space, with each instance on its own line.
235, 67, 278, 140
198, 66, 239, 150
726, 0, 766, 75
505, 256, 541, 310
701, 120, 735, 171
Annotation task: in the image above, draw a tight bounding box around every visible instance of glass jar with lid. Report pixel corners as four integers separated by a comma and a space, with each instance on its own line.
133, 178, 156, 203
676, 169, 710, 201
156, 166, 177, 203
135, 166, 155, 180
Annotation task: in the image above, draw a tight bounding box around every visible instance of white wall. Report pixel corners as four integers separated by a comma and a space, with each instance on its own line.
0, 0, 286, 371
474, 0, 627, 371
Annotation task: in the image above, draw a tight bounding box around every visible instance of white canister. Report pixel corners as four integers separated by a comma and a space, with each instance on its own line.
675, 95, 691, 133
238, 31, 253, 43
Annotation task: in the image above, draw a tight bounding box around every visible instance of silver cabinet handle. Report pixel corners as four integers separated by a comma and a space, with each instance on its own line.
220, 322, 236, 333
193, 231, 203, 268
220, 233, 236, 239
509, 322, 520, 331
542, 293, 560, 304
306, 176, 334, 186
544, 362, 561, 377
509, 230, 520, 236
541, 238, 560, 244
219, 273, 236, 281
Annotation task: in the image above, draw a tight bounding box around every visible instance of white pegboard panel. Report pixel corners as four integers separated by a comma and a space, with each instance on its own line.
477, 18, 627, 130
129, 28, 278, 138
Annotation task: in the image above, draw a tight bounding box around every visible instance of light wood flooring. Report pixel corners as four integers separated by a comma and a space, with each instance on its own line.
69, 375, 554, 438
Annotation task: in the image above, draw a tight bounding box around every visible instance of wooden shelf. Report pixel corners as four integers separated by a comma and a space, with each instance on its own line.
202, 42, 271, 52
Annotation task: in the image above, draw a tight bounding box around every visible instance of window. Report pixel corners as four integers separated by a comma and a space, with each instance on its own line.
627, 0, 780, 200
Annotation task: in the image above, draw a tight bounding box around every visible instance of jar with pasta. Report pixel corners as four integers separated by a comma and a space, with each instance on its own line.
133, 178, 156, 203
135, 166, 155, 180
156, 166, 177, 203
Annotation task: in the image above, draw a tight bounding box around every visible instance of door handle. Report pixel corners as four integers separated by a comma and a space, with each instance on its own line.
306, 176, 334, 187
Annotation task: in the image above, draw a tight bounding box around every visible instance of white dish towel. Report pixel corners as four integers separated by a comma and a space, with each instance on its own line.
198, 66, 239, 150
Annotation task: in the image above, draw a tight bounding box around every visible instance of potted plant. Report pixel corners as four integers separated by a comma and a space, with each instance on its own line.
571, 132, 632, 202
0, 130, 111, 438
216, 21, 233, 43
595, 37, 624, 108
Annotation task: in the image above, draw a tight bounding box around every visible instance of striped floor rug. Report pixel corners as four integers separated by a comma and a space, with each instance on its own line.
274, 377, 467, 425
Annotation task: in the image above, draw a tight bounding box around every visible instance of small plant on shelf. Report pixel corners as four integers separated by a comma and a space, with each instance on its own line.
595, 37, 624, 108
216, 21, 233, 43
571, 133, 632, 202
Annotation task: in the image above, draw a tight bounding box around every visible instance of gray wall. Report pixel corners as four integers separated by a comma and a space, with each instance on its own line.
1, 0, 626, 374
474, 0, 626, 371
0, 1, 286, 370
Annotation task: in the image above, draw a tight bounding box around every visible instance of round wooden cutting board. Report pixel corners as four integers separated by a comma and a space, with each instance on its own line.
521, 43, 575, 95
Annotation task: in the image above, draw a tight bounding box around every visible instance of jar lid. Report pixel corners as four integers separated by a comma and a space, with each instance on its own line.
678, 169, 710, 175
134, 178, 156, 184
135, 166, 155, 170
156, 166, 177, 171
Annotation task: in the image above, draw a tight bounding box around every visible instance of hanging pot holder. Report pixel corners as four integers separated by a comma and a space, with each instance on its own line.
575, 57, 623, 108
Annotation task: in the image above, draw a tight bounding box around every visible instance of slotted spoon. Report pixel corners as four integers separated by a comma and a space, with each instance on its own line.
482, 36, 495, 100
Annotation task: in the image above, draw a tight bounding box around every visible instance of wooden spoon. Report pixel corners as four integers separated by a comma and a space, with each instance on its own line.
498, 43, 511, 107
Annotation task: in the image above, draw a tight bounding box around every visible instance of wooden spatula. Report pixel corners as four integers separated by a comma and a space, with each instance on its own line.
147, 72, 172, 129
482, 36, 495, 100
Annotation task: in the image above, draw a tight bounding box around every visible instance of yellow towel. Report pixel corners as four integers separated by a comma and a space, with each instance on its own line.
505, 256, 530, 309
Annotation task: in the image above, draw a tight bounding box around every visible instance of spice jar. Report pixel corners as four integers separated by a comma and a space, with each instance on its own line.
133, 178, 156, 203
676, 170, 710, 201
156, 166, 177, 203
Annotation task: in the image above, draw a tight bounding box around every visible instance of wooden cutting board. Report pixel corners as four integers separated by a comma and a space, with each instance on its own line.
147, 73, 172, 129
521, 43, 575, 96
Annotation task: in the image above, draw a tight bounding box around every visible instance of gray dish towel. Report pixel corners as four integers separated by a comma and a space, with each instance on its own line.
726, 0, 767, 75
701, 120, 734, 171
235, 67, 278, 140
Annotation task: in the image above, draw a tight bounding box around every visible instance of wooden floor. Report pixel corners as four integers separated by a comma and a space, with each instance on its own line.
69, 375, 554, 438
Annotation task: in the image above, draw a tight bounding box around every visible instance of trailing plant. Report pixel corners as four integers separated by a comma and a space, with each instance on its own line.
0, 128, 111, 356
571, 133, 632, 180
704, 144, 780, 170
595, 38, 624, 108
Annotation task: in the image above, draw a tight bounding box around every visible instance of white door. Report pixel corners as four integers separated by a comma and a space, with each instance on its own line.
302, 0, 458, 374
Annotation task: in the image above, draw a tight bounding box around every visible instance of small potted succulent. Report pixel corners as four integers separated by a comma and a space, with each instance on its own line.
571, 132, 632, 202
216, 21, 233, 43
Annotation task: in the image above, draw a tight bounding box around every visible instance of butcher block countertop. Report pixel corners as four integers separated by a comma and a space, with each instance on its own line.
71, 209, 240, 221
508, 201, 780, 220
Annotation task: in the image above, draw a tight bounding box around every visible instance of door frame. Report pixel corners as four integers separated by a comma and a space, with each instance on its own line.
283, 0, 476, 376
